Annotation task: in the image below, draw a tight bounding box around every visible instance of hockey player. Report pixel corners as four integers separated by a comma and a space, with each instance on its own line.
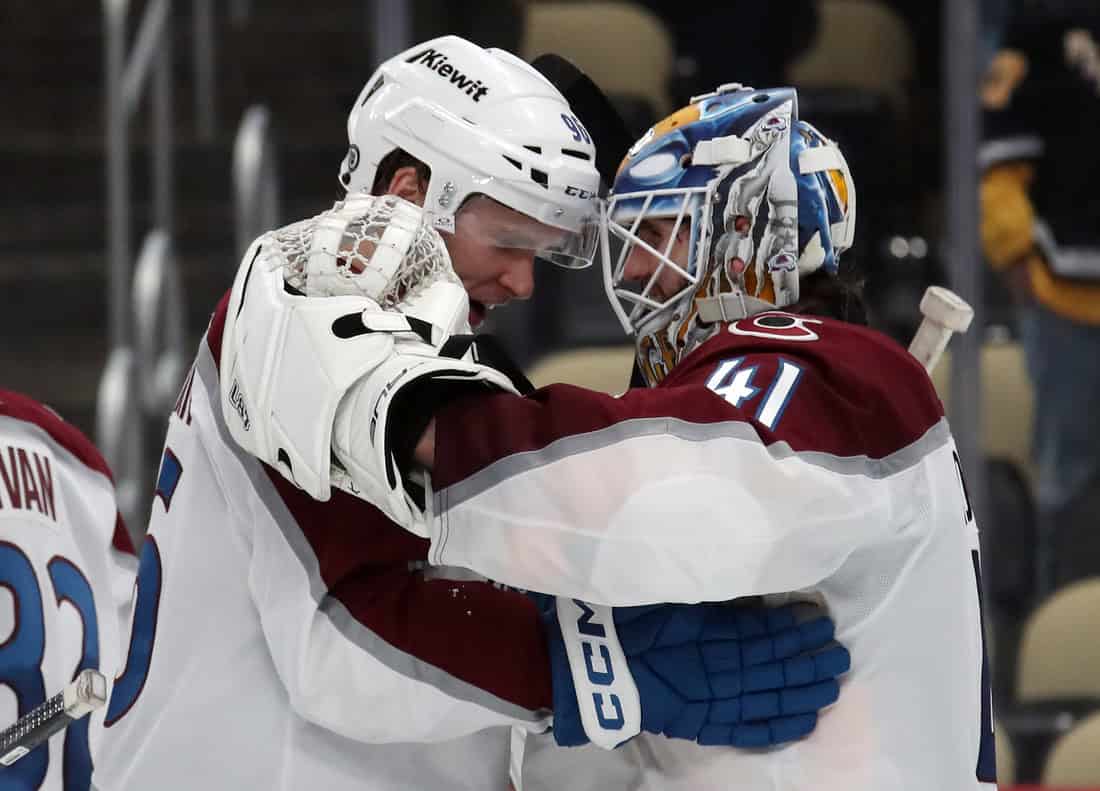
94, 39, 849, 790
0, 390, 135, 790
313, 85, 997, 789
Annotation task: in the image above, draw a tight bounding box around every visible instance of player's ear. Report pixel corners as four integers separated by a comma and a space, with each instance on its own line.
387, 166, 427, 207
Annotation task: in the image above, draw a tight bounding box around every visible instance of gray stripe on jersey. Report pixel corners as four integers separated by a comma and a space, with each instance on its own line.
978, 135, 1044, 170
194, 346, 548, 726
434, 415, 954, 514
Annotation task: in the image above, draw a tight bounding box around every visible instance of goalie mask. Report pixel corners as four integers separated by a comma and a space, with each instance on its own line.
340, 35, 602, 270
600, 85, 856, 386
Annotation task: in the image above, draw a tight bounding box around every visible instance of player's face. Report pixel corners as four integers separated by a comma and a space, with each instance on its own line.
445, 234, 534, 328
447, 196, 568, 328
622, 218, 691, 301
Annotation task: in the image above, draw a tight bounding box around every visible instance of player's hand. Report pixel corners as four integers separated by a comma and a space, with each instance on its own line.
220, 194, 521, 532
536, 596, 849, 750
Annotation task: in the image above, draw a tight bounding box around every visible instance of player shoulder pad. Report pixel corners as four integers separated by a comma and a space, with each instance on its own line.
219, 237, 400, 500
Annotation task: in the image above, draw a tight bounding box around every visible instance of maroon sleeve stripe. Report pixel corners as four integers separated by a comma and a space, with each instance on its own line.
112, 513, 136, 556
432, 384, 732, 491
0, 389, 137, 556
206, 289, 232, 367
434, 317, 944, 490
262, 466, 553, 712
0, 389, 119, 484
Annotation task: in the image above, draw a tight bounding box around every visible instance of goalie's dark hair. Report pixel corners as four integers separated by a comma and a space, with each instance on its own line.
370, 148, 432, 196
787, 264, 869, 326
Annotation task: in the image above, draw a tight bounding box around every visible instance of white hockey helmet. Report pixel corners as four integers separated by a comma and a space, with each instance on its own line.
339, 35, 603, 269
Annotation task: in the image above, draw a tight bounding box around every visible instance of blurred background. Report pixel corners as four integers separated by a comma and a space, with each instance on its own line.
3, 0, 1100, 785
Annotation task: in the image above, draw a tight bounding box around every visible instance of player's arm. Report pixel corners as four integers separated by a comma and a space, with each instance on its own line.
978, 42, 1042, 272
208, 222, 851, 748
411, 351, 940, 607
255, 469, 557, 745
239, 452, 847, 750
199, 287, 554, 744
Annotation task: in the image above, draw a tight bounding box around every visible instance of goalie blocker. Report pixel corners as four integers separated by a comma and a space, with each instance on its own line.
219, 195, 521, 531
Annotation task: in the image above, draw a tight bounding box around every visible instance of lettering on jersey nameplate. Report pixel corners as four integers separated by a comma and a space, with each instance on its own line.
0, 444, 57, 522
405, 48, 490, 102
729, 312, 822, 342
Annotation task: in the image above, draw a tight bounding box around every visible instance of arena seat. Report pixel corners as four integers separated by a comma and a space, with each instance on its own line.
521, 2, 674, 121
1017, 578, 1100, 702
997, 722, 1016, 785
1042, 709, 1100, 786
526, 345, 635, 393
931, 341, 1035, 487
787, 0, 914, 117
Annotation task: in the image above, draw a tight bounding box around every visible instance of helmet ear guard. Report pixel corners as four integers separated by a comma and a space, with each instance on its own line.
795, 125, 857, 255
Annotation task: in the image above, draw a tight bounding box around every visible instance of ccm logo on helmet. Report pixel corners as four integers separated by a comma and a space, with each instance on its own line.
574, 600, 627, 730
405, 47, 490, 102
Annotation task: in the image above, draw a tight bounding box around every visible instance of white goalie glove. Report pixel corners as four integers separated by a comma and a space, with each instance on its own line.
219, 194, 520, 533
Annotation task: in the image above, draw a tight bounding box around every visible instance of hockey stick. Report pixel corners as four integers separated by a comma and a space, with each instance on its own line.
0, 669, 107, 766
907, 286, 975, 373
529, 53, 635, 186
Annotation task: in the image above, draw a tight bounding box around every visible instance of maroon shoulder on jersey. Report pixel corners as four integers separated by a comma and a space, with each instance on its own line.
202, 288, 552, 712
0, 388, 135, 554
663, 312, 946, 459
207, 289, 232, 367
432, 312, 945, 490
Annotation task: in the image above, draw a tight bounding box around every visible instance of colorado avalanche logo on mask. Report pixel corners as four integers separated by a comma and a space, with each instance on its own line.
710, 103, 800, 306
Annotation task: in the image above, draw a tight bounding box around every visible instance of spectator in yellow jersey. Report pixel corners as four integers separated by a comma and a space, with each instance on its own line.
980, 1, 1100, 592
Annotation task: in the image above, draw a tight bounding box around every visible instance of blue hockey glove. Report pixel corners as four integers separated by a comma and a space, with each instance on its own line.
537, 596, 849, 750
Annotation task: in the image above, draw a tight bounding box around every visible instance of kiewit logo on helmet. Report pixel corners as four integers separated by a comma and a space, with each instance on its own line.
405, 48, 489, 102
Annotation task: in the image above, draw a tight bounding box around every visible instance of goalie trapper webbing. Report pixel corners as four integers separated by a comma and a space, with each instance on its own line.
272, 194, 459, 306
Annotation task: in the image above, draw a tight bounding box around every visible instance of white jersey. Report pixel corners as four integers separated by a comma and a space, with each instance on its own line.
422, 313, 997, 790
0, 390, 135, 790
94, 295, 558, 790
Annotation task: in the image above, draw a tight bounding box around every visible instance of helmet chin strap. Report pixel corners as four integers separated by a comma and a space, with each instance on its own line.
695, 292, 781, 324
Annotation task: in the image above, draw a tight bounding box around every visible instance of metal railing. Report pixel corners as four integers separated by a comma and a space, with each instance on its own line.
370, 0, 413, 62
98, 232, 187, 534
99, 1, 285, 537
101, 0, 178, 534
943, 0, 986, 527
233, 105, 280, 259
97, 0, 413, 534
133, 230, 188, 417
193, 0, 217, 141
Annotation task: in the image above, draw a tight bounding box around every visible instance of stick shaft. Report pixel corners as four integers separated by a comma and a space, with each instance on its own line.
908, 319, 954, 373
0, 669, 107, 766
